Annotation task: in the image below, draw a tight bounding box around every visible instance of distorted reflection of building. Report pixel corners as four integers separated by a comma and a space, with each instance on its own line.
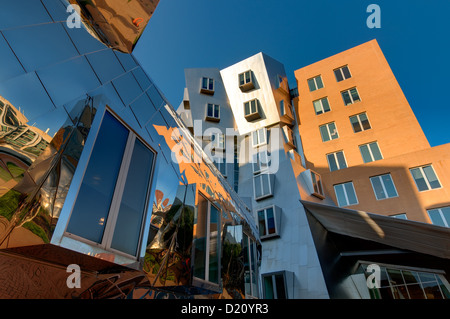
0, 0, 260, 299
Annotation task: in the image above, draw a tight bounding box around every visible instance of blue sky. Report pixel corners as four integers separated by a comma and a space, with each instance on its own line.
134, 0, 450, 147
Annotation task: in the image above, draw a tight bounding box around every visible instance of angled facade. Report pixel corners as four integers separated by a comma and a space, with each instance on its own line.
0, 0, 260, 299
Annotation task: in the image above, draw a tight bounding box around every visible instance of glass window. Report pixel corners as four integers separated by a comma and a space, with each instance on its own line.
319, 122, 339, 142
258, 206, 277, 238
307, 75, 324, 91
66, 111, 155, 257
254, 173, 273, 200
239, 70, 252, 86
341, 87, 361, 105
427, 206, 450, 227
193, 194, 221, 284
253, 149, 270, 174
334, 66, 352, 82
201, 77, 214, 93
334, 182, 358, 207
206, 103, 220, 120
327, 151, 347, 172
244, 99, 259, 116
350, 113, 371, 132
313, 97, 331, 115
359, 142, 383, 163
410, 165, 441, 192
243, 234, 259, 298
262, 272, 287, 299
311, 171, 324, 197
370, 174, 398, 200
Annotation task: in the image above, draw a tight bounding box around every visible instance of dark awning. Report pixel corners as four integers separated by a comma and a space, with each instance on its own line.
301, 200, 450, 260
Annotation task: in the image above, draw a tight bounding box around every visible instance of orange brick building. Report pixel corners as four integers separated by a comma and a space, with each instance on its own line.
293, 39, 450, 224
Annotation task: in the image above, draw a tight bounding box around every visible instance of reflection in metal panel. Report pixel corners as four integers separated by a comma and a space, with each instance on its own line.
0, 0, 260, 299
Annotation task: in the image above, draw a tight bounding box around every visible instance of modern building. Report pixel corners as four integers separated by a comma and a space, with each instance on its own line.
178, 42, 450, 299
0, 0, 261, 299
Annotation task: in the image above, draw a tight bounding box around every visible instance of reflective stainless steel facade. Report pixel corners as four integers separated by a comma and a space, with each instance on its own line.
0, 0, 260, 299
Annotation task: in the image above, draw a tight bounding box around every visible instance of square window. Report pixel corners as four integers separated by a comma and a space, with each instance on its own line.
334, 65, 352, 82
307, 75, 324, 91
244, 98, 261, 121
238, 70, 255, 91
257, 206, 281, 239
370, 174, 398, 200
359, 142, 383, 163
319, 122, 339, 142
254, 173, 274, 200
410, 165, 441, 192
334, 182, 358, 207
200, 77, 214, 94
313, 97, 331, 115
341, 87, 361, 105
327, 151, 347, 172
205, 103, 220, 121
251, 128, 267, 147
350, 112, 371, 132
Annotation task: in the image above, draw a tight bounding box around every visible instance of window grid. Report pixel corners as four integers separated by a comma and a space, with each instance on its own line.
334, 65, 352, 82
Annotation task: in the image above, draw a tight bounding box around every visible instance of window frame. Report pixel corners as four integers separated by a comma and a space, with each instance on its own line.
262, 271, 288, 299
359, 141, 383, 163
307, 75, 324, 91
350, 112, 371, 133
192, 192, 222, 288
63, 108, 157, 260
205, 103, 220, 121
313, 97, 331, 115
311, 170, 325, 199
319, 122, 339, 142
326, 150, 348, 172
334, 181, 358, 207
253, 172, 274, 200
200, 77, 215, 94
341, 87, 361, 105
427, 206, 450, 227
334, 65, 352, 82
410, 165, 442, 192
238, 70, 255, 91
244, 98, 261, 121
251, 128, 267, 148
370, 173, 399, 200
257, 205, 281, 240
252, 148, 271, 174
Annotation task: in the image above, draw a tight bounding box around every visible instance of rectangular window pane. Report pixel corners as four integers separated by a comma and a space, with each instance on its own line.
382, 174, 398, 198
360, 144, 372, 163
110, 139, 154, 256
316, 76, 324, 89
334, 69, 344, 82
266, 207, 276, 234
342, 91, 352, 105
239, 73, 245, 85
193, 195, 208, 280
321, 98, 330, 112
350, 115, 362, 132
202, 77, 208, 89
350, 88, 360, 102
411, 168, 429, 191
344, 182, 357, 205
320, 125, 330, 142
307, 78, 316, 91
313, 100, 323, 114
360, 113, 371, 130
336, 151, 347, 169
262, 174, 270, 195
264, 276, 275, 299
254, 175, 262, 198
327, 153, 338, 172
428, 209, 446, 227
371, 176, 385, 200
258, 210, 266, 236
334, 184, 347, 207
207, 104, 213, 117
66, 112, 129, 243
209, 204, 220, 283
342, 66, 351, 79
423, 165, 441, 189
441, 207, 450, 225
275, 274, 286, 299
328, 122, 338, 140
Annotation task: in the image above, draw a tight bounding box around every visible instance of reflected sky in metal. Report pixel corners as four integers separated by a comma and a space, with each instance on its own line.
0, 0, 260, 299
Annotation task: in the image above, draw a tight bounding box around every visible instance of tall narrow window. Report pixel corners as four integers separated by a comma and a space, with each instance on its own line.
341, 87, 361, 105
334, 65, 352, 82
327, 151, 347, 172
311, 171, 324, 198
66, 111, 156, 257
254, 173, 274, 200
252, 128, 267, 147
319, 122, 339, 142
359, 142, 383, 163
334, 182, 358, 207
193, 194, 221, 284
313, 97, 331, 115
253, 149, 270, 174
307, 75, 324, 91
370, 174, 398, 200
243, 234, 259, 298
257, 206, 279, 238
410, 165, 441, 192
350, 113, 371, 132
